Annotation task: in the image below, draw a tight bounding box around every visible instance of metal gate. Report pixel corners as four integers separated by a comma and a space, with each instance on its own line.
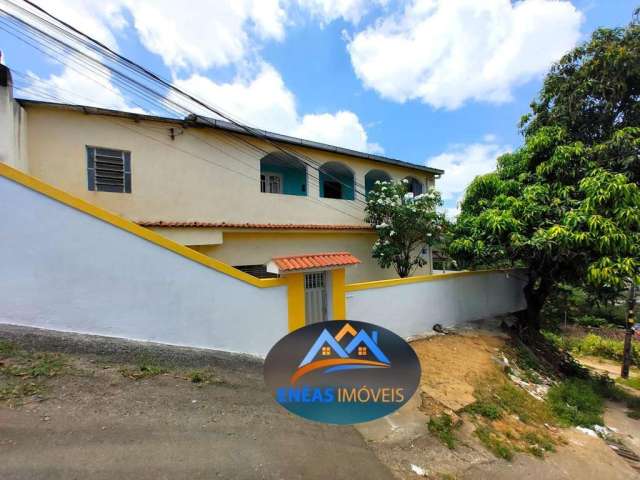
304, 272, 327, 324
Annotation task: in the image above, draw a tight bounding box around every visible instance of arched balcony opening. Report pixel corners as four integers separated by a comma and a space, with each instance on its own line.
319, 161, 355, 200
404, 176, 424, 196
260, 152, 307, 196
364, 169, 391, 196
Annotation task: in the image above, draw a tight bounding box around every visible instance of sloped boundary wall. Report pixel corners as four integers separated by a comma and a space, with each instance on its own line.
345, 270, 527, 338
0, 172, 288, 357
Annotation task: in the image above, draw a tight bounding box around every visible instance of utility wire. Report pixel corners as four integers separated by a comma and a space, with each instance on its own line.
11, 68, 365, 218
0, 9, 370, 219
11, 77, 369, 222
5, 0, 377, 205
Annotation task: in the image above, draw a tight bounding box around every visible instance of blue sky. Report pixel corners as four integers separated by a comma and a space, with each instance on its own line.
1, 0, 637, 216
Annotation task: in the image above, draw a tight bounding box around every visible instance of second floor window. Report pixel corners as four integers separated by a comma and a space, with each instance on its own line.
260, 172, 282, 194
87, 146, 131, 193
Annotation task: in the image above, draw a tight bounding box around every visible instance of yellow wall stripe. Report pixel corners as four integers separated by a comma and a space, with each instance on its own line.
345, 269, 517, 292
286, 273, 305, 331
0, 163, 283, 288
331, 268, 346, 320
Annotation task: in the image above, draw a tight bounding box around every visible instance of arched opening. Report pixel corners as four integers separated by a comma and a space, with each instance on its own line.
260, 152, 307, 196
404, 176, 424, 196
365, 169, 391, 196
319, 161, 355, 200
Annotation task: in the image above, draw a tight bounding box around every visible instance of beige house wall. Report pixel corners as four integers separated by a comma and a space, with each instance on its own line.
192, 231, 431, 284
13, 104, 439, 282
23, 106, 436, 226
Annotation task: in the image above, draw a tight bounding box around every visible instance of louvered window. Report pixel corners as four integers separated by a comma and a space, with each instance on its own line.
86, 146, 131, 193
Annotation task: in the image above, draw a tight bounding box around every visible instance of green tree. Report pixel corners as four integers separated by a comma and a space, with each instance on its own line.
449, 10, 640, 338
365, 180, 446, 278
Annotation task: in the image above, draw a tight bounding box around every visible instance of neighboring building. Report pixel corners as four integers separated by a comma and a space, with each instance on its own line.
0, 65, 443, 286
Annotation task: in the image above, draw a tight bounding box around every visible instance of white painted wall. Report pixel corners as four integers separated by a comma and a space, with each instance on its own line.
346, 272, 526, 338
0, 67, 28, 171
0, 177, 288, 357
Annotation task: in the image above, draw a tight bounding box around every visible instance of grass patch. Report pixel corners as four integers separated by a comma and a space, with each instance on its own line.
0, 340, 20, 357
475, 425, 513, 460
0, 381, 45, 402
466, 373, 560, 461
474, 375, 555, 425
119, 363, 168, 380
616, 376, 640, 391
187, 368, 223, 385
3, 353, 67, 378
546, 378, 604, 427
466, 400, 503, 420
428, 414, 458, 449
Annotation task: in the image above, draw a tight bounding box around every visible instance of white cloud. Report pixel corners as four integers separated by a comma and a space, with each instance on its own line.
173, 63, 381, 153
120, 0, 287, 70
426, 137, 511, 201
13, 1, 382, 152
347, 0, 583, 109
22, 0, 287, 71
7, 0, 126, 51
297, 0, 387, 24
295, 111, 383, 153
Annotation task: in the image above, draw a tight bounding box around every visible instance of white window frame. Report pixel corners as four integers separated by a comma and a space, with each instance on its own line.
260, 172, 283, 194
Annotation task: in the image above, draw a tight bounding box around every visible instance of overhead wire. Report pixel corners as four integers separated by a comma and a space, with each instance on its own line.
3, 0, 378, 206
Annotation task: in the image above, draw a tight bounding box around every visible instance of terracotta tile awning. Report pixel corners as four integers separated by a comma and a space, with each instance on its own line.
271, 252, 361, 273
137, 221, 372, 231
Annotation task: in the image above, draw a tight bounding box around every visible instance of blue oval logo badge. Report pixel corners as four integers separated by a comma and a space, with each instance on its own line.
263, 320, 421, 424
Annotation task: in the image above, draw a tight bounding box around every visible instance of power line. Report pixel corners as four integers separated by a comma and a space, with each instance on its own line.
11, 78, 369, 222
0, 8, 371, 220
4, 0, 375, 205
11, 66, 367, 219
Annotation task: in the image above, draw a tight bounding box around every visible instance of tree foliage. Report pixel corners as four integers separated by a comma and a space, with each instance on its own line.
449, 11, 640, 331
365, 180, 446, 278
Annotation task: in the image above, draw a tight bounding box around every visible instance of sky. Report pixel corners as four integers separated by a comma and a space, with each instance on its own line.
0, 0, 637, 217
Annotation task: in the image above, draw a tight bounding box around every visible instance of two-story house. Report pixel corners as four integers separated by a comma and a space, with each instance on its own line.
0, 65, 444, 291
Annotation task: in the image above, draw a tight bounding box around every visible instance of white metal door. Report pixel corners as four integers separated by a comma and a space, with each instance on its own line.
305, 272, 327, 324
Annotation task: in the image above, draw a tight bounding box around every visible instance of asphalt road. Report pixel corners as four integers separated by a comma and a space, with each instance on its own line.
0, 325, 394, 480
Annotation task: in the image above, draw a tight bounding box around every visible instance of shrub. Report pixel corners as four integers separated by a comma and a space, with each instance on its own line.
546, 379, 604, 426
575, 315, 607, 328
571, 333, 640, 365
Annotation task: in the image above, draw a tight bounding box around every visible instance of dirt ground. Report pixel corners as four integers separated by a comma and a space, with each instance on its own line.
357, 331, 640, 480
0, 325, 393, 480
412, 333, 505, 414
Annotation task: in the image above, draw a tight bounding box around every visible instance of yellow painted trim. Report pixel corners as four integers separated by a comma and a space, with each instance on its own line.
0, 163, 283, 288
331, 269, 346, 320
287, 273, 305, 331
345, 269, 515, 292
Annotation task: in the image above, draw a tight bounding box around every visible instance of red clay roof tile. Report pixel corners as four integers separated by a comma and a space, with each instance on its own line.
137, 221, 372, 231
272, 252, 360, 272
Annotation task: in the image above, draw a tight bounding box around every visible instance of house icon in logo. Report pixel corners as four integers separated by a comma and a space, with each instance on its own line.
291, 323, 391, 383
